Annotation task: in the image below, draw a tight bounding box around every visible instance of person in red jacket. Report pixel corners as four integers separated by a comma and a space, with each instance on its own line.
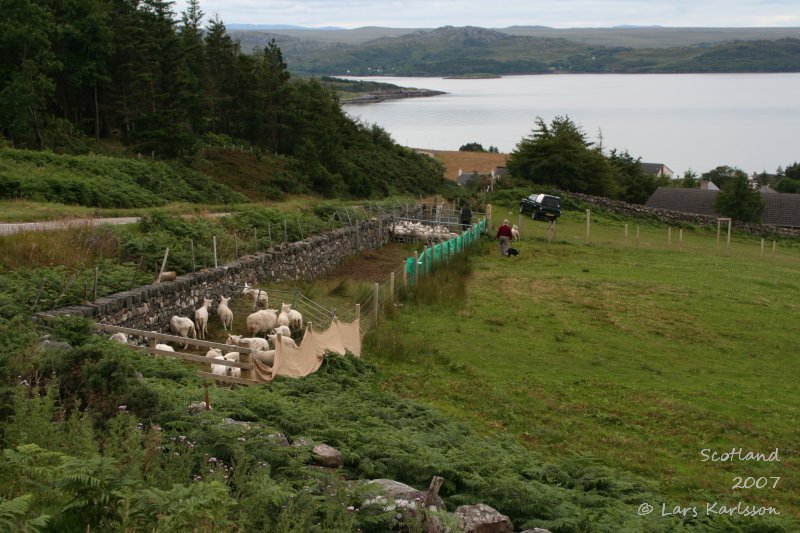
496, 219, 513, 256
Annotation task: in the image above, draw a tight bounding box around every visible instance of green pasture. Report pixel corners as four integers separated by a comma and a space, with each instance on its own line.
366, 205, 800, 521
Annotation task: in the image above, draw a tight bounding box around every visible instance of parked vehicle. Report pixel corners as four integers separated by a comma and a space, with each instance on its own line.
520, 193, 561, 220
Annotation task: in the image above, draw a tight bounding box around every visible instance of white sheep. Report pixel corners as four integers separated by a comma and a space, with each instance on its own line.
109, 332, 128, 344
242, 283, 268, 307
155, 343, 175, 352
246, 309, 277, 337
288, 308, 303, 331
268, 333, 298, 349
208, 351, 228, 381
227, 334, 270, 351
273, 325, 292, 337
169, 315, 196, 348
224, 352, 241, 379
511, 225, 520, 240
194, 297, 212, 340
251, 349, 275, 366
217, 296, 233, 331
277, 303, 291, 329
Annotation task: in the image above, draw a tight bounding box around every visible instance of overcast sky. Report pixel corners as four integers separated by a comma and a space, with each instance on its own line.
172, 0, 800, 29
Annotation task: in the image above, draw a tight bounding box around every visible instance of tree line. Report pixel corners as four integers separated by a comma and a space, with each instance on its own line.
0, 0, 446, 198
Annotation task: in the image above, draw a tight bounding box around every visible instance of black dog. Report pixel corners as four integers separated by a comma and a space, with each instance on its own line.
506, 247, 520, 257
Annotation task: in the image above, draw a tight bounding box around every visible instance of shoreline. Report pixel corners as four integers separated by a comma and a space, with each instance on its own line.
341, 89, 446, 105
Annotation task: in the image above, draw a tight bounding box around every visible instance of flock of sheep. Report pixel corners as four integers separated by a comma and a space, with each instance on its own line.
108, 283, 303, 382
391, 221, 461, 243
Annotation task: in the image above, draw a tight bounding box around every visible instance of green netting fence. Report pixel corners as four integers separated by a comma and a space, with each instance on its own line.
403, 219, 486, 287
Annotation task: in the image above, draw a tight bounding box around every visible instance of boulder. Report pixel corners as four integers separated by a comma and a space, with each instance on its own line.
455, 503, 513, 533
291, 436, 315, 448
312, 443, 343, 468
188, 401, 211, 413
36, 339, 71, 353
364, 479, 444, 512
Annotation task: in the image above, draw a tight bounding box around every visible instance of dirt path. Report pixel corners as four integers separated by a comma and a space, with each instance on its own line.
0, 212, 229, 236
323, 243, 416, 283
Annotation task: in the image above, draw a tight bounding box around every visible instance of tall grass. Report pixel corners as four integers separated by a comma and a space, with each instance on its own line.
365, 205, 800, 524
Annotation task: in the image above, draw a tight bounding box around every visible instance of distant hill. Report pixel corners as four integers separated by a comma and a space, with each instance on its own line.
230, 25, 800, 76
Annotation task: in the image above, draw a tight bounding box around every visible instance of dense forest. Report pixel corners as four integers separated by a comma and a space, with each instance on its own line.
0, 0, 446, 199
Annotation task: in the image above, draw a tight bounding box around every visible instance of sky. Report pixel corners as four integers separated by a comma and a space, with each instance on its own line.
172, 0, 800, 29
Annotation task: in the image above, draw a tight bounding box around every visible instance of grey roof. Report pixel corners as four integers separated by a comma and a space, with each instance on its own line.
700, 181, 720, 191
757, 185, 777, 193
645, 188, 719, 216
762, 192, 800, 227
640, 162, 672, 175
457, 171, 489, 186
645, 188, 800, 227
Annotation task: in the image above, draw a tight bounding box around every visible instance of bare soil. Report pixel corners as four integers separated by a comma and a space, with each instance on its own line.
323, 242, 416, 283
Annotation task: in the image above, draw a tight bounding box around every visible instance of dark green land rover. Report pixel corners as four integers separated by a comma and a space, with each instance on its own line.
519, 193, 561, 220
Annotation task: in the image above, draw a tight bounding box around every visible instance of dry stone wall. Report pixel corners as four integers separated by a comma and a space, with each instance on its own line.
49, 218, 390, 333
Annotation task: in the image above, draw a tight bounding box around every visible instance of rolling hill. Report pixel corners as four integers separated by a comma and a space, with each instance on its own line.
230, 25, 800, 76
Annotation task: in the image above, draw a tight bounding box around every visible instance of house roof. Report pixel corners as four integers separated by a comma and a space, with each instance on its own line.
645, 188, 800, 227
640, 163, 663, 175
645, 188, 719, 216
761, 192, 800, 227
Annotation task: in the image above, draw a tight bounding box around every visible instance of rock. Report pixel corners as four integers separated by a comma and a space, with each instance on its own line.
264, 432, 290, 446
188, 401, 211, 413
312, 443, 343, 468
455, 503, 513, 533
36, 339, 71, 353
291, 436, 315, 448
364, 479, 444, 512
221, 418, 250, 428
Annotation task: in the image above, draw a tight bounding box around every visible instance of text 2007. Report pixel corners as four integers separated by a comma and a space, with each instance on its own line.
732, 477, 780, 489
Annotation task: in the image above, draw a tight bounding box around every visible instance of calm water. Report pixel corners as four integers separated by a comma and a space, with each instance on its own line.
342, 74, 800, 177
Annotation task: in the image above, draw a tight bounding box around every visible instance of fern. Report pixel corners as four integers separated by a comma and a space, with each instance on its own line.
0, 494, 51, 533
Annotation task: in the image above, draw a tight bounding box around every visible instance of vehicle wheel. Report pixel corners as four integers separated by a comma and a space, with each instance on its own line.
531, 211, 538, 220
519, 205, 524, 213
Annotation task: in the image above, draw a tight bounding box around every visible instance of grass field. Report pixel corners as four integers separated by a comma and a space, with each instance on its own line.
364, 205, 800, 523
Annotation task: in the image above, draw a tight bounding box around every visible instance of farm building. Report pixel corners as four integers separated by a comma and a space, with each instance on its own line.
645, 188, 800, 227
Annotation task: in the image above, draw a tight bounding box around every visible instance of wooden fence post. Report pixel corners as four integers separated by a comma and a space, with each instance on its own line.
92, 267, 99, 303
668, 227, 672, 246
389, 272, 395, 307
156, 248, 169, 283
402, 262, 408, 289
679, 229, 683, 251
190, 240, 195, 273
355, 303, 361, 323
586, 209, 591, 241
636, 226, 640, 248
212, 237, 218, 268
413, 251, 419, 284
760, 238, 765, 257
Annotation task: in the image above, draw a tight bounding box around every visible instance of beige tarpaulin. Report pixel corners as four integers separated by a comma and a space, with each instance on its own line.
251, 318, 361, 382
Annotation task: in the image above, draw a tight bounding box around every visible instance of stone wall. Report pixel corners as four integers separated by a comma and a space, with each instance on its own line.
564, 192, 800, 238
49, 217, 391, 333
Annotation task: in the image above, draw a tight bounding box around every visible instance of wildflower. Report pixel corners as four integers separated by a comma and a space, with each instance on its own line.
118, 405, 127, 411
208, 457, 218, 463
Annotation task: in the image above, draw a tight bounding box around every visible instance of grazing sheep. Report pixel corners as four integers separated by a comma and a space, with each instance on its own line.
251, 349, 275, 366
277, 303, 291, 329
217, 296, 233, 331
246, 309, 277, 337
169, 316, 196, 348
273, 325, 292, 337
511, 225, 520, 240
227, 335, 270, 351
109, 332, 128, 344
155, 343, 174, 352
242, 283, 268, 307
223, 351, 240, 362
194, 298, 212, 340
268, 333, 298, 349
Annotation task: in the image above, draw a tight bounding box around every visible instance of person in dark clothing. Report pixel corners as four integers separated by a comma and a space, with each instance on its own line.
459, 204, 472, 230
496, 219, 513, 256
